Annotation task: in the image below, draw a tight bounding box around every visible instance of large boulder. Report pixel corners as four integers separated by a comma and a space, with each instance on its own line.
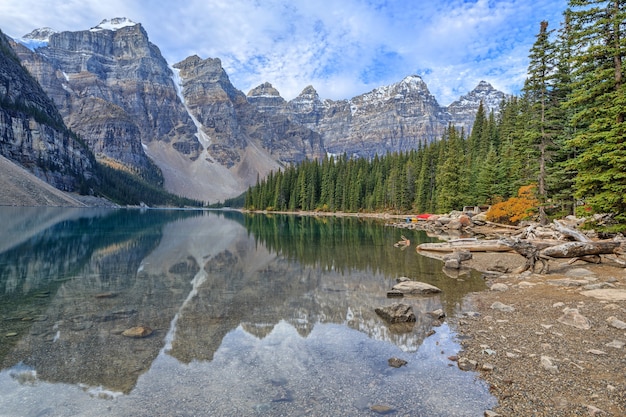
442, 250, 472, 269
375, 303, 416, 323
392, 280, 442, 295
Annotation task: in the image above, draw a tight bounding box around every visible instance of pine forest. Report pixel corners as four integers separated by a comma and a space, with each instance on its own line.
244, 0, 626, 226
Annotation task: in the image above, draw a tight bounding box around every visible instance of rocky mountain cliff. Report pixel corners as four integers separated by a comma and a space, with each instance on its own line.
12, 18, 198, 186
447, 80, 508, 131
248, 77, 506, 159
11, 19, 325, 202
7, 18, 508, 203
0, 29, 93, 192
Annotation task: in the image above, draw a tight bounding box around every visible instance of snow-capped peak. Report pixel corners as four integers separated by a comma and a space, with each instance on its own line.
399, 74, 425, 87
90, 18, 138, 32
22, 27, 57, 41
15, 27, 56, 51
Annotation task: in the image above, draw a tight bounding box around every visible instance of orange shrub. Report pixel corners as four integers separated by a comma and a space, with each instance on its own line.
486, 184, 538, 225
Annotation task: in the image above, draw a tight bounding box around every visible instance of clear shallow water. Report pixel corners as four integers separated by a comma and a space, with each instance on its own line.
0, 208, 495, 416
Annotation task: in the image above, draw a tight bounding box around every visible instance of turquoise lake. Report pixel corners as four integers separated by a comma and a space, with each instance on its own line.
0, 207, 495, 416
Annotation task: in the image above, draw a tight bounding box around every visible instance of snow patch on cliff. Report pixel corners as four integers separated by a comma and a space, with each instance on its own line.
90, 18, 137, 32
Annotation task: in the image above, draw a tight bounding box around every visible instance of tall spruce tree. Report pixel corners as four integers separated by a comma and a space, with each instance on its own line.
522, 20, 558, 224
566, 0, 626, 220
436, 125, 468, 212
547, 13, 577, 216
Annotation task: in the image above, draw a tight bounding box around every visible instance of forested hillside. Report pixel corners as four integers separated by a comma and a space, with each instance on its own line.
245, 0, 626, 225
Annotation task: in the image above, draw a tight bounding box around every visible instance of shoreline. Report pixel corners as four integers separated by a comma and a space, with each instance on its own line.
439, 251, 626, 416
249, 210, 626, 415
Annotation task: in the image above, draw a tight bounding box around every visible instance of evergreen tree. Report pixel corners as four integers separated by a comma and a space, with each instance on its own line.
475, 145, 500, 203
436, 125, 467, 212
566, 0, 626, 219
522, 20, 558, 224
547, 13, 578, 216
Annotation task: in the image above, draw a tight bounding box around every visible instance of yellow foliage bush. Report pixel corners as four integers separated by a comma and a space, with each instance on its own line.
486, 184, 538, 225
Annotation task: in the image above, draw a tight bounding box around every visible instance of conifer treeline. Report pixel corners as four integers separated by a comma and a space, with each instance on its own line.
245, 100, 537, 214
246, 0, 626, 221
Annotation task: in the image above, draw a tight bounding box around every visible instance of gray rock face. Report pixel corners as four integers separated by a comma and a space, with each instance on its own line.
175, 56, 324, 168
247, 82, 286, 112
0, 30, 94, 191
251, 77, 507, 160
283, 76, 451, 159
12, 20, 199, 183
447, 80, 508, 132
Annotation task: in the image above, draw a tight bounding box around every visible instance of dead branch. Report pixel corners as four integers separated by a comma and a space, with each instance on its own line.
552, 219, 590, 242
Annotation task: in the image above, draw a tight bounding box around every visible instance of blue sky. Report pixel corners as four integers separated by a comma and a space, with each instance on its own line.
0, 0, 567, 105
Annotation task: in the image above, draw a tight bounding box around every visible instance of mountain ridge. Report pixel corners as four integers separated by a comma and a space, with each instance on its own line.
6, 18, 509, 203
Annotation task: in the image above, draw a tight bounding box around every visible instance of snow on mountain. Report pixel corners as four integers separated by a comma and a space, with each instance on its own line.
14, 27, 56, 51
450, 80, 507, 114
90, 17, 138, 32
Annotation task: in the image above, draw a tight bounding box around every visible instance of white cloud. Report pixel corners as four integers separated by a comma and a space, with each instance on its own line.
0, 0, 567, 105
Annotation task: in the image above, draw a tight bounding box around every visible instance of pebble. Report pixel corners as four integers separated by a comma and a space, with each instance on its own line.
605, 340, 625, 349
557, 308, 591, 330
370, 404, 395, 414
585, 404, 606, 416
607, 316, 626, 330
387, 357, 407, 368
481, 363, 495, 372
121, 326, 153, 338
490, 283, 508, 292
491, 302, 515, 312
540, 356, 558, 374
457, 358, 478, 371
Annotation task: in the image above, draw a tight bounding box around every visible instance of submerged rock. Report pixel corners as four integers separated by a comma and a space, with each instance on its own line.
121, 326, 153, 338
388, 357, 408, 368
370, 404, 395, 414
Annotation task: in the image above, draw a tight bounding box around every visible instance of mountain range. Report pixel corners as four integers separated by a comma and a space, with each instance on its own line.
1, 18, 508, 204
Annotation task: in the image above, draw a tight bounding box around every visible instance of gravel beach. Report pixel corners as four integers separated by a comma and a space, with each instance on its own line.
444, 251, 626, 416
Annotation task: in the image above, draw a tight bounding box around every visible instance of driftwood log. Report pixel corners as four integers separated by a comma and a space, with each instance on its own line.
417, 239, 512, 252
500, 220, 624, 273
500, 238, 551, 273
541, 241, 620, 258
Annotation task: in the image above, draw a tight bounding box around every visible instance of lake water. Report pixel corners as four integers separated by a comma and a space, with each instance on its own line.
0, 207, 495, 416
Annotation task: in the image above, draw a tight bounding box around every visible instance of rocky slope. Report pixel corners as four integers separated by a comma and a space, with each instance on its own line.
0, 154, 85, 207
0, 29, 94, 192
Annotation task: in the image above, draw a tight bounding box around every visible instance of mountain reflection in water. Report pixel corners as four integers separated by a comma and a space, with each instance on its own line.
0, 208, 495, 416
